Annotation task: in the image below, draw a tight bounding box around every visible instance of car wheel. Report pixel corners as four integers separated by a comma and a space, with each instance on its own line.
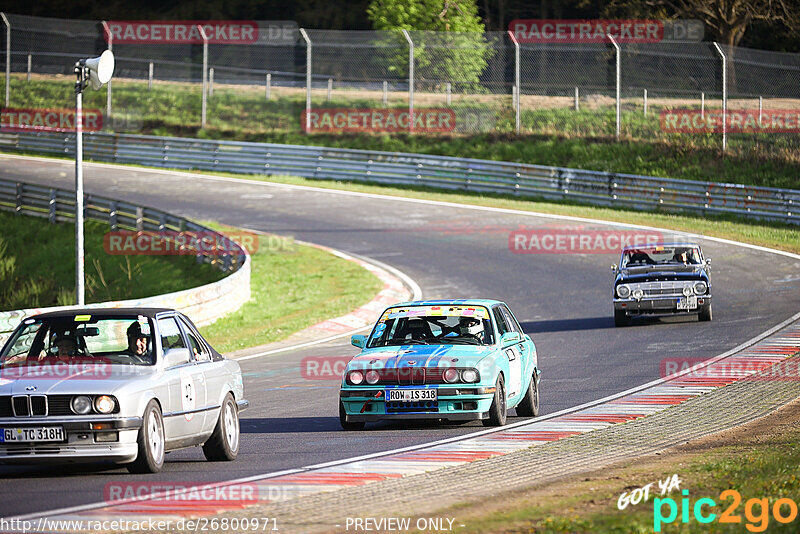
614, 309, 629, 327
202, 393, 240, 461
483, 374, 507, 427
127, 400, 165, 474
339, 401, 365, 431
699, 304, 713, 322
516, 372, 539, 417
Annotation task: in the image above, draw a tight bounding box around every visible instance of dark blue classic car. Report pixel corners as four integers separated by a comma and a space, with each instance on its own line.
612, 243, 712, 326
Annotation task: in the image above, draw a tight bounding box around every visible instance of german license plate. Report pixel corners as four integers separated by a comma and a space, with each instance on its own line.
0, 427, 65, 443
386, 388, 437, 402
677, 296, 698, 310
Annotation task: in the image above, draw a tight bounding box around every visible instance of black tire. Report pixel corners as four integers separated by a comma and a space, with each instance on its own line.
202, 393, 240, 461
614, 309, 629, 327
699, 304, 713, 322
516, 372, 539, 417
339, 401, 365, 431
127, 400, 165, 474
483, 374, 507, 427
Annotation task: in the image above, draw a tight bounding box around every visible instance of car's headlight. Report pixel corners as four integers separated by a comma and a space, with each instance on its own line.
71, 395, 92, 415
365, 370, 380, 385
683, 286, 694, 297
443, 368, 459, 383
616, 285, 631, 298
632, 288, 644, 300
694, 281, 708, 295
461, 368, 479, 383
94, 395, 116, 414
348, 370, 364, 385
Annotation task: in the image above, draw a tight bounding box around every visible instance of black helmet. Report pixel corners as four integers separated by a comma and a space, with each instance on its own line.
127, 321, 149, 339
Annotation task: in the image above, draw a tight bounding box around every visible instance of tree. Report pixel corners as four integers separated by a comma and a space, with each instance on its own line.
603, 0, 798, 48
367, 0, 495, 88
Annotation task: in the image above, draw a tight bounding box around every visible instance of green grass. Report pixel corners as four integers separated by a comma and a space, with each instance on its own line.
0, 210, 224, 310
7, 75, 800, 189
197, 229, 383, 353
438, 403, 800, 534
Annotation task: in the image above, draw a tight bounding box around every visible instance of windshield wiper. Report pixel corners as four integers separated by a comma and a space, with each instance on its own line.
383, 339, 430, 345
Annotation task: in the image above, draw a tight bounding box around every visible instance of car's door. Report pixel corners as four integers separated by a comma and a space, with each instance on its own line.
492, 306, 523, 402
500, 305, 536, 374
177, 316, 220, 434
157, 315, 207, 439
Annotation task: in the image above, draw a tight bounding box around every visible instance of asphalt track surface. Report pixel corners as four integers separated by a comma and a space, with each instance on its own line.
1, 155, 799, 518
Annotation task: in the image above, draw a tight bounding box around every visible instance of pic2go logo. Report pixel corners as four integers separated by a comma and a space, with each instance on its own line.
654, 489, 799, 532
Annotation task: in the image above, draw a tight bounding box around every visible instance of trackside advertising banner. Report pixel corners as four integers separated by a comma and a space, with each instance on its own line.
509, 19, 703, 43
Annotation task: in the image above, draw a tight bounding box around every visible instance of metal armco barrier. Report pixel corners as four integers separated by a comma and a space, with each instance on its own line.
0, 176, 251, 343
2, 130, 799, 225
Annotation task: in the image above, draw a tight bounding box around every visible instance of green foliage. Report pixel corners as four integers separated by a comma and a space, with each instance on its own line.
367, 0, 493, 87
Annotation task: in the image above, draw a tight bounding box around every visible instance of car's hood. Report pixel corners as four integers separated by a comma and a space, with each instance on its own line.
0, 364, 158, 395
618, 268, 709, 283
348, 344, 495, 369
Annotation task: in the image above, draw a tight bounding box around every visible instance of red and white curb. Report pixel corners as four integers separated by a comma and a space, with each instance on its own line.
13, 314, 800, 531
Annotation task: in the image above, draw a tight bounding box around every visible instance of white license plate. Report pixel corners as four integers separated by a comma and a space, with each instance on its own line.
386, 389, 437, 402
1, 427, 65, 443
677, 296, 698, 310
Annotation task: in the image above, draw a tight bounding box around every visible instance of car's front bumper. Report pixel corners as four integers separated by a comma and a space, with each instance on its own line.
614, 295, 711, 316
0, 416, 142, 464
340, 386, 494, 423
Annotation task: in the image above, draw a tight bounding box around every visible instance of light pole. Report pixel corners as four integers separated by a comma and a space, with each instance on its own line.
73, 49, 114, 305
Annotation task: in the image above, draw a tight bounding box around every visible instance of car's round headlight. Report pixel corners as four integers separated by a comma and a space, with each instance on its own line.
632, 288, 644, 300
348, 370, 364, 385
71, 395, 92, 415
694, 281, 708, 295
616, 285, 631, 298
365, 370, 380, 385
683, 286, 694, 297
94, 395, 115, 414
443, 368, 460, 383
461, 368, 479, 383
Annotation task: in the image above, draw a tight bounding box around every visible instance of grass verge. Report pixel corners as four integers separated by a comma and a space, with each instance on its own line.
196, 227, 383, 354
0, 210, 223, 310
422, 396, 800, 533
7, 75, 800, 188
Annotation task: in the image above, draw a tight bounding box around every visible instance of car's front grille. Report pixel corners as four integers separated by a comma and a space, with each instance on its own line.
364, 368, 447, 385
47, 396, 73, 416
631, 281, 694, 298
0, 397, 13, 417
386, 400, 439, 413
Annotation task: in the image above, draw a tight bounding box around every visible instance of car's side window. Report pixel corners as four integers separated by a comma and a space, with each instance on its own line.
500, 306, 523, 335
493, 307, 509, 337
179, 319, 210, 362
157, 317, 186, 351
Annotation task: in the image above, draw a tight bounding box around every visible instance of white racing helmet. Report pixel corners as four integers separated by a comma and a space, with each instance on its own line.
459, 317, 483, 337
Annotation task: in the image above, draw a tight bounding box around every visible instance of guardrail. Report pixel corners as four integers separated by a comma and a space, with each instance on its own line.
0, 176, 251, 343
1, 130, 799, 225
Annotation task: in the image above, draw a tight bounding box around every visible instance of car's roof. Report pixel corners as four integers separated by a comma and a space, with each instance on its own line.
622, 242, 700, 252
30, 307, 177, 320
389, 299, 503, 308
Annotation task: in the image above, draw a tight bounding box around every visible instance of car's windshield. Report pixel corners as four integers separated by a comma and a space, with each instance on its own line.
0, 314, 155, 368
621, 245, 702, 268
367, 305, 494, 348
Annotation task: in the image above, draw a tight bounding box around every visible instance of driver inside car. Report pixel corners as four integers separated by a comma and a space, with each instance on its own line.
124, 322, 152, 364
458, 316, 485, 342
38, 334, 79, 363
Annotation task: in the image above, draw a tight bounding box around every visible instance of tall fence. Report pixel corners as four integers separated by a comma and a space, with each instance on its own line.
0, 176, 251, 343
2, 130, 797, 226
1, 13, 800, 157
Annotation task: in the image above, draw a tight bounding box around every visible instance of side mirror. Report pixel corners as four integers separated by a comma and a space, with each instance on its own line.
351, 335, 367, 349
163, 347, 191, 368
705, 258, 711, 265
611, 264, 618, 273
500, 332, 521, 347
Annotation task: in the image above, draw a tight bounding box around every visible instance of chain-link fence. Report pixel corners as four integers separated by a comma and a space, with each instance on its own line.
1, 12, 799, 159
